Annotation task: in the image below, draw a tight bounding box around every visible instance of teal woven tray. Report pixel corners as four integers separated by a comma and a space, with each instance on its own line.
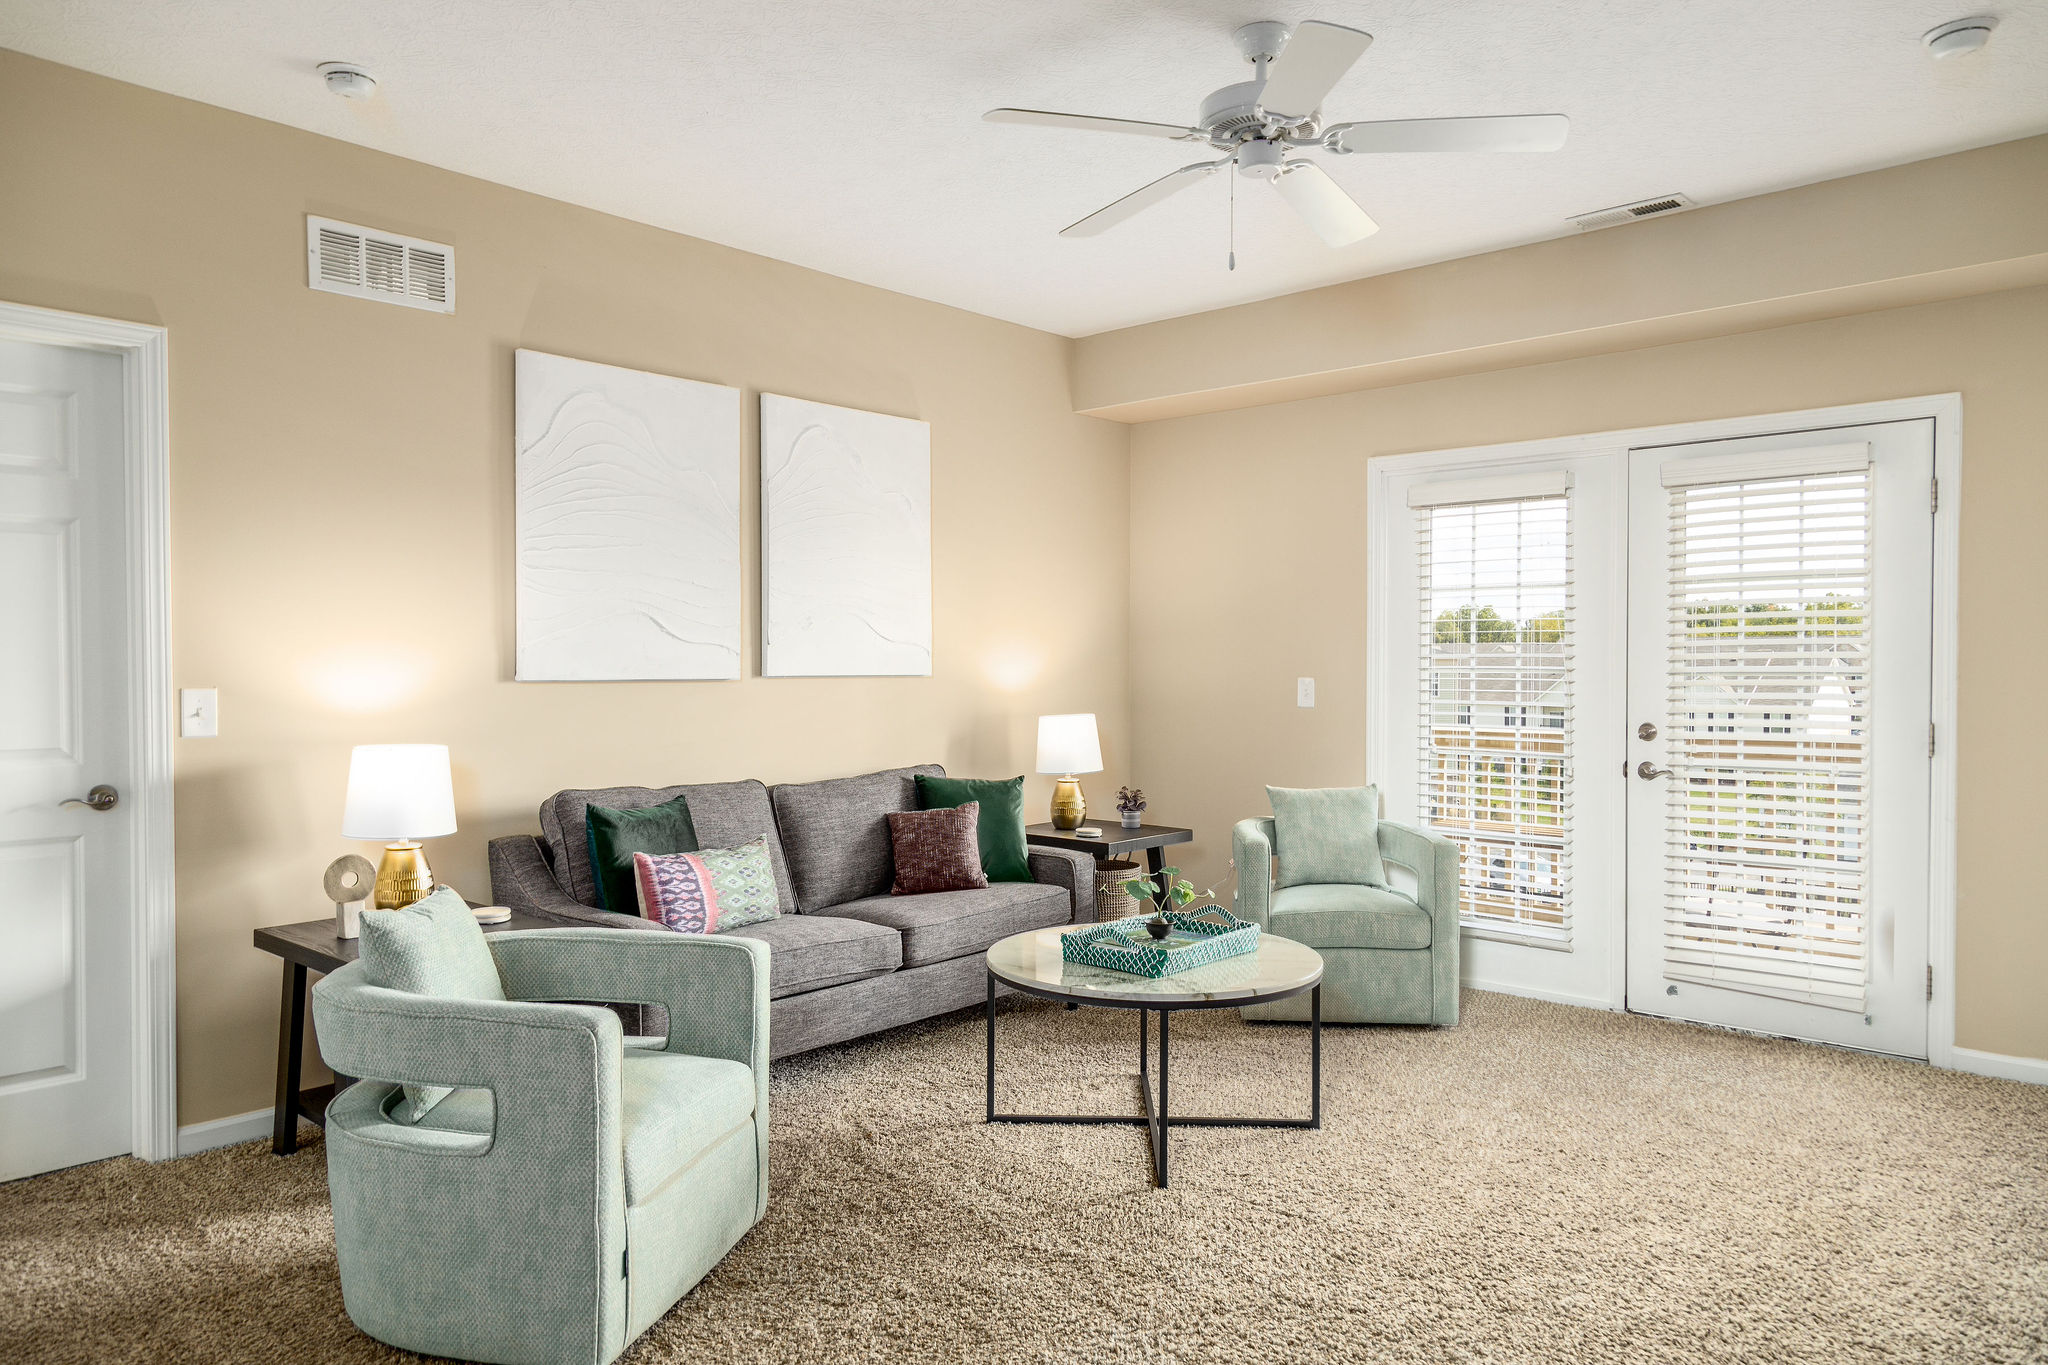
1062, 907, 1261, 978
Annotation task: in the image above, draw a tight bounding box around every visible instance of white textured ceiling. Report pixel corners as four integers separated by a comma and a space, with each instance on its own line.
5, 1, 2047, 336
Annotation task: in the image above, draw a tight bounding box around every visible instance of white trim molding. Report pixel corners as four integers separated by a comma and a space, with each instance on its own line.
1369, 394, 1970, 1071
177, 1107, 286, 1157
1949, 1048, 2048, 1087
0, 301, 177, 1160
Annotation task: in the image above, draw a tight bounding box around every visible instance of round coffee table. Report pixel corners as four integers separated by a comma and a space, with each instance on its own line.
984, 925, 1324, 1188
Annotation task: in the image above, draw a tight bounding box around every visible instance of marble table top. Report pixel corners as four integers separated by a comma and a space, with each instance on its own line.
985, 921, 1323, 1008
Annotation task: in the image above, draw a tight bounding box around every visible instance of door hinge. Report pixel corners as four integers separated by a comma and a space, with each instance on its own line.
1931, 474, 1939, 514
1927, 964, 1935, 1002
1929, 721, 1937, 758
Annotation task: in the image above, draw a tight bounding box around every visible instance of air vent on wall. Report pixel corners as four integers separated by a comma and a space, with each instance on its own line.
306, 215, 455, 313
1568, 193, 1696, 232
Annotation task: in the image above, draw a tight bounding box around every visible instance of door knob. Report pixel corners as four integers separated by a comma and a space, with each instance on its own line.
60, 784, 119, 812
1635, 762, 1671, 780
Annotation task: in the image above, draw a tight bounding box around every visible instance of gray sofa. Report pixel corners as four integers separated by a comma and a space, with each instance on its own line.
488, 764, 1096, 1058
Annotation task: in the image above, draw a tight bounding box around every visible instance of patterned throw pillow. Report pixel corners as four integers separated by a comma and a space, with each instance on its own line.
633, 837, 781, 934
886, 802, 990, 895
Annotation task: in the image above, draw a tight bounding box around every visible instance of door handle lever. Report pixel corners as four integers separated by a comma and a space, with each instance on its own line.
1635, 762, 1672, 780
59, 784, 120, 812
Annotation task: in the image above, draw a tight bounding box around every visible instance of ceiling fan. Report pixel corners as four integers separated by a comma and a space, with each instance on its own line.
985, 19, 1568, 250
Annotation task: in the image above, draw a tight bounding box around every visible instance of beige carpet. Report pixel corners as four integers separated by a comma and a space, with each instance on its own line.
3, 990, 2045, 1364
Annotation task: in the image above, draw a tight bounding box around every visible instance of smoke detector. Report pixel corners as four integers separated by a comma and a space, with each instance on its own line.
317, 62, 378, 99
1923, 17, 1996, 59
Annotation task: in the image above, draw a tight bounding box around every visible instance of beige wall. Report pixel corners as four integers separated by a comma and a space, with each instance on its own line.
0, 51, 1132, 1126
1129, 284, 2048, 1062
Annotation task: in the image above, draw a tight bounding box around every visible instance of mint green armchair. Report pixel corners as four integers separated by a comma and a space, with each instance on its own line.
311, 929, 769, 1365
1233, 818, 1461, 1026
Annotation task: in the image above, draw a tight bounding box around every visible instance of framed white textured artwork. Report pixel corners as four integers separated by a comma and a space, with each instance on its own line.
760, 394, 932, 677
515, 349, 742, 680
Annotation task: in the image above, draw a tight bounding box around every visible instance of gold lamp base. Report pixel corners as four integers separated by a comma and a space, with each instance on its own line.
371, 841, 436, 910
1050, 776, 1088, 831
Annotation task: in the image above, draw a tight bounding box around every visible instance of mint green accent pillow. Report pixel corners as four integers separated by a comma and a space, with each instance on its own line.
1267, 785, 1388, 890
356, 887, 506, 1122
915, 774, 1030, 882
586, 795, 698, 912
700, 838, 782, 931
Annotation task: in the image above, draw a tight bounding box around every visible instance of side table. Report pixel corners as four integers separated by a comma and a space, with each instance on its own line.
253, 910, 553, 1155
1025, 819, 1194, 903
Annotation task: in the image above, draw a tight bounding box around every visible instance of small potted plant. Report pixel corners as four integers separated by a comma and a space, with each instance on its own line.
1121, 868, 1227, 940
1116, 785, 1146, 830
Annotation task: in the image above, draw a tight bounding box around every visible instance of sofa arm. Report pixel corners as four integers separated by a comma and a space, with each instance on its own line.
489, 930, 768, 1073
1378, 821, 1461, 944
1029, 846, 1099, 923
312, 964, 623, 1133
489, 834, 664, 932
1232, 819, 1277, 930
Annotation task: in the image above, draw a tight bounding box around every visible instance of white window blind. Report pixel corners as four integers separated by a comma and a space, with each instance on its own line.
1417, 490, 1574, 943
1661, 464, 1873, 1008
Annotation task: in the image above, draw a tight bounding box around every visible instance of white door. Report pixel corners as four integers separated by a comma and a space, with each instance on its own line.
1625, 421, 1934, 1056
0, 337, 135, 1180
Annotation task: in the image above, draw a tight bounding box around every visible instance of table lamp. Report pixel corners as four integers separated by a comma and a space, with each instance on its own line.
1036, 713, 1103, 831
342, 744, 457, 910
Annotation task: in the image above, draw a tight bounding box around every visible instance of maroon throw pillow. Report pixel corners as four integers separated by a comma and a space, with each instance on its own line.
887, 802, 990, 896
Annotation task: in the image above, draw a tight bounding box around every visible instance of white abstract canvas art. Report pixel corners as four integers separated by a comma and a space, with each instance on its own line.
761, 394, 932, 677
515, 350, 742, 680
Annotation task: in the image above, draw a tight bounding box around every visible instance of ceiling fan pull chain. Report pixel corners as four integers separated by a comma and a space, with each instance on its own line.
1228, 163, 1237, 271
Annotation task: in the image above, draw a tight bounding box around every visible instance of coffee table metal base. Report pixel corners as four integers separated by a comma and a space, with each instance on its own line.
984, 971, 1321, 1188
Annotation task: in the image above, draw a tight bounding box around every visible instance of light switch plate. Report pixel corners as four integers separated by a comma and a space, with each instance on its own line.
179, 688, 218, 738
1296, 677, 1315, 708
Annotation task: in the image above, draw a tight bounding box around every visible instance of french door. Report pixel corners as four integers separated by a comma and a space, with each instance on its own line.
1625, 421, 1933, 1055
1376, 414, 1938, 1056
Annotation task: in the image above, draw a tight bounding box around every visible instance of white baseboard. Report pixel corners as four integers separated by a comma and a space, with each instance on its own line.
1462, 977, 1623, 1012
1948, 1046, 2048, 1086
176, 1106, 300, 1156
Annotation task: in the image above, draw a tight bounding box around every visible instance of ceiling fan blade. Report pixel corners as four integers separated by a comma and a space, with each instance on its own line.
1326, 114, 1570, 154
984, 108, 1207, 142
1256, 21, 1373, 121
1272, 161, 1379, 247
1059, 160, 1227, 238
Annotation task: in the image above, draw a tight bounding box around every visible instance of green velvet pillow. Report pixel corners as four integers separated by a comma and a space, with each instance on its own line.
585, 795, 698, 912
915, 774, 1030, 882
1267, 785, 1388, 890
356, 887, 506, 1122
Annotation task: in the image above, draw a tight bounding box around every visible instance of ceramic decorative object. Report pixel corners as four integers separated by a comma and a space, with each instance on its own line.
324, 854, 376, 940
514, 349, 743, 681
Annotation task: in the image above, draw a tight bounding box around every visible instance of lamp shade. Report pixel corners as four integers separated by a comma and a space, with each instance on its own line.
1035, 714, 1102, 776
342, 744, 457, 841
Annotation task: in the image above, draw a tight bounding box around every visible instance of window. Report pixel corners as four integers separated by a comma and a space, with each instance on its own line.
1414, 483, 1574, 942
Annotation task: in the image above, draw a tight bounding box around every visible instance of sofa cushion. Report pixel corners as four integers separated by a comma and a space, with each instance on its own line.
819, 882, 1067, 968
586, 793, 697, 913
770, 765, 942, 912
720, 913, 902, 999
915, 774, 1031, 882
887, 803, 989, 895
356, 887, 507, 1123
1268, 882, 1431, 951
618, 1050, 756, 1204
1268, 785, 1389, 890
541, 780, 794, 912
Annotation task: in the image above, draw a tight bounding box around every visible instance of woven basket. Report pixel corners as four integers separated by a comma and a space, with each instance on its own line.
1093, 859, 1145, 922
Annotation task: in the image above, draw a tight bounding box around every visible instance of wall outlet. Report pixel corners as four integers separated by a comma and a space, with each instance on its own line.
1296, 677, 1315, 708
179, 688, 218, 738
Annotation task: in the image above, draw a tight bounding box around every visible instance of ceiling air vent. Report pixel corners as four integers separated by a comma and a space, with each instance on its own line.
306, 215, 455, 313
1568, 193, 1696, 232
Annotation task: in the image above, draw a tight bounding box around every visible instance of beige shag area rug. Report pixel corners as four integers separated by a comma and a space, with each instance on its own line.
3, 990, 2045, 1364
